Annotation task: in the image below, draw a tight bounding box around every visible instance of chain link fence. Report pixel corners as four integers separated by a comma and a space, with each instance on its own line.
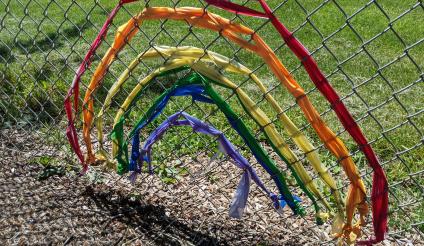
1, 0, 423, 245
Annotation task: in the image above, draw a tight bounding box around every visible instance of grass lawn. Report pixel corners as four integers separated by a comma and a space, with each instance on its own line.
1, 0, 423, 235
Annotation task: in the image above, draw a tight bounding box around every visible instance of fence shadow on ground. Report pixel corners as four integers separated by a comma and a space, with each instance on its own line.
83, 185, 224, 245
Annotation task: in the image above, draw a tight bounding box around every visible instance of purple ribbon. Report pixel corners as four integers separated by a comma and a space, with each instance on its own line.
137, 111, 277, 218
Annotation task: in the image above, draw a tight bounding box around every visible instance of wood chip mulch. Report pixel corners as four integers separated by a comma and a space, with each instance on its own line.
1, 128, 422, 245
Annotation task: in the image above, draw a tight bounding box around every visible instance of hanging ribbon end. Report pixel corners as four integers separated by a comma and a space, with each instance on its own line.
129, 171, 138, 184
229, 171, 250, 219
79, 164, 89, 176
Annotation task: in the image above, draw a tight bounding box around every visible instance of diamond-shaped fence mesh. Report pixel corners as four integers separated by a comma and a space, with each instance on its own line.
0, 0, 423, 245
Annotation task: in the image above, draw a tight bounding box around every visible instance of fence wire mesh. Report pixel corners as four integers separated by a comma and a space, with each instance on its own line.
0, 0, 423, 245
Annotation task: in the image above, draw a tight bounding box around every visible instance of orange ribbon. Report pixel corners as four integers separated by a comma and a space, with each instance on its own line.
81, 7, 368, 239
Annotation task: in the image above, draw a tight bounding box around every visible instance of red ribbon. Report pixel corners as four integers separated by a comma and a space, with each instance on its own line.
205, 0, 388, 244
64, 0, 138, 171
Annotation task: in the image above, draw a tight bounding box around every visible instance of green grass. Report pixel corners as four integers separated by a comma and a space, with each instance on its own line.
1, 0, 423, 234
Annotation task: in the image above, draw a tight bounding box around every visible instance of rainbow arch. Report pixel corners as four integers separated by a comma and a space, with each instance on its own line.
64, 1, 388, 244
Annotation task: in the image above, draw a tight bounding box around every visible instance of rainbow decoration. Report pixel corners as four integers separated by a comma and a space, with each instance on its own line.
64, 1, 388, 244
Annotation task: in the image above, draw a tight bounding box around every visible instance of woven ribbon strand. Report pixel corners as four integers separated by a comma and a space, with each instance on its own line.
64, 0, 138, 170
137, 111, 283, 219
205, 1, 388, 244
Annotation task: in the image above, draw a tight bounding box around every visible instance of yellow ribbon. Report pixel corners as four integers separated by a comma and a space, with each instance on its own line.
98, 46, 345, 214
105, 54, 336, 208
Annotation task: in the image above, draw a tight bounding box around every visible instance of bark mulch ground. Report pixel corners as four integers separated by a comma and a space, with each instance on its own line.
1, 128, 421, 245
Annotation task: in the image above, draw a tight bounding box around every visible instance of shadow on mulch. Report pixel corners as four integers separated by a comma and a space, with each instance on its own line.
83, 185, 226, 246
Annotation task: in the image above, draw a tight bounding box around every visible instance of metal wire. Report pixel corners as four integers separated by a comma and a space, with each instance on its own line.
0, 0, 423, 245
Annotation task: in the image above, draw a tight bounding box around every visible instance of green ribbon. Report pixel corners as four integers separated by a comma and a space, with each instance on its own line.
110, 70, 331, 217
